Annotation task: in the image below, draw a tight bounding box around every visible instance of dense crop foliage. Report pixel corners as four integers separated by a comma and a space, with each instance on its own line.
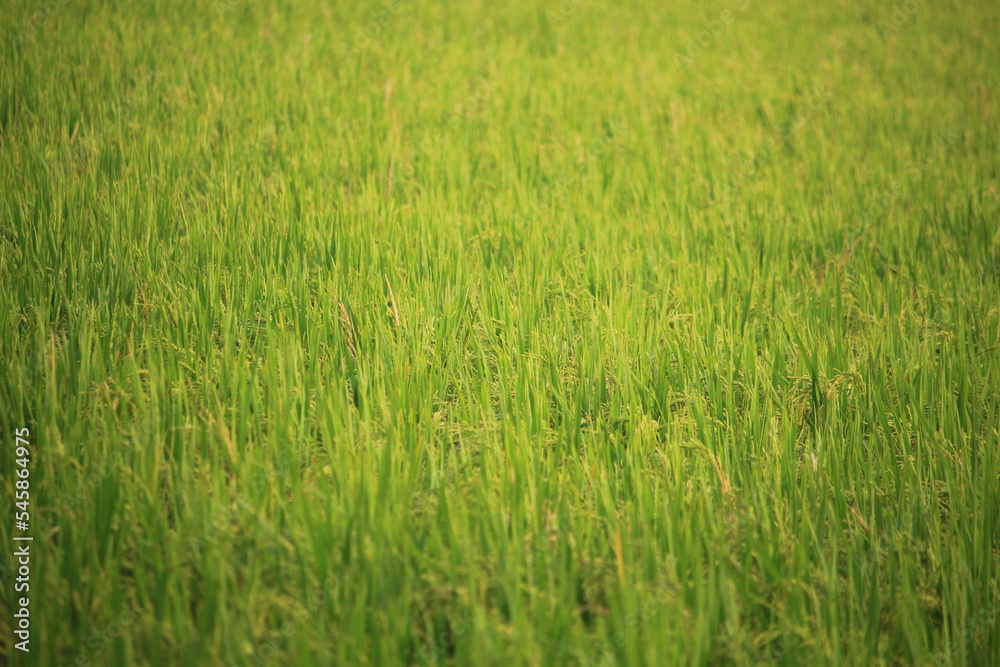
1, 0, 999, 664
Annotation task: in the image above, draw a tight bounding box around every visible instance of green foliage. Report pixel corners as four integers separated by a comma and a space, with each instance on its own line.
1, 0, 999, 664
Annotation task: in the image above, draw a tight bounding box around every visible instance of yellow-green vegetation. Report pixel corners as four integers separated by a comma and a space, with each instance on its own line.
1, 0, 999, 664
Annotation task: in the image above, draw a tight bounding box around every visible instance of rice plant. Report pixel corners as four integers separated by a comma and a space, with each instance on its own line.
1, 0, 998, 664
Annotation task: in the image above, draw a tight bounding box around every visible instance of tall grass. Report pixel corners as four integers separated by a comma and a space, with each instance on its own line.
1, 0, 998, 664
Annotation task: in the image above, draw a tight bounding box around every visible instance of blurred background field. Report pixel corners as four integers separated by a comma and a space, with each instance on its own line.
1, 0, 999, 664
